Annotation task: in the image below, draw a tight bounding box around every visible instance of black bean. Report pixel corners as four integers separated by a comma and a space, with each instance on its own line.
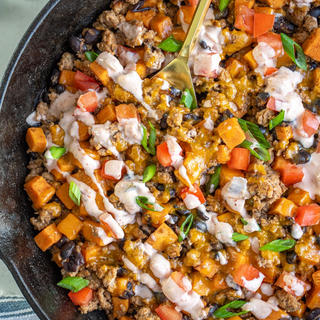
55, 84, 65, 94
155, 183, 165, 191
118, 238, 126, 250
170, 86, 181, 97
117, 267, 125, 277
193, 220, 208, 233
169, 189, 177, 198
207, 304, 219, 317
131, 0, 150, 12
63, 256, 78, 273
119, 282, 135, 299
107, 190, 114, 196
28, 152, 38, 160
176, 208, 191, 215
286, 250, 297, 264
309, 61, 319, 71
211, 242, 224, 250
60, 241, 75, 260
56, 235, 69, 249
84, 28, 101, 45
199, 40, 208, 49
50, 69, 61, 87
154, 292, 168, 304
229, 24, 235, 31
183, 315, 192, 320
273, 16, 296, 35
306, 102, 318, 114
219, 59, 226, 69
215, 8, 229, 20
183, 113, 201, 121
313, 134, 319, 148
287, 64, 297, 72
306, 308, 320, 320
69, 35, 87, 54
280, 318, 292, 320
316, 236, 320, 246
311, 98, 320, 114
216, 109, 234, 125
196, 208, 209, 221
42, 90, 51, 104
291, 317, 299, 320
309, 6, 320, 18
160, 113, 168, 130
166, 215, 179, 225
292, 149, 311, 164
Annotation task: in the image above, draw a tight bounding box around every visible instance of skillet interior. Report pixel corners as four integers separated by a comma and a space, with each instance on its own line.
0, 0, 111, 319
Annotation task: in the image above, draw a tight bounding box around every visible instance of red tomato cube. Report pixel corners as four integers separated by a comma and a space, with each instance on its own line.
233, 264, 265, 292
228, 148, 250, 171
74, 70, 100, 91
155, 305, 183, 320
302, 110, 319, 137
68, 287, 93, 306
295, 203, 320, 226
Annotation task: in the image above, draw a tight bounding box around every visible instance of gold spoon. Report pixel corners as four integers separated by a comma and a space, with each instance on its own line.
153, 0, 212, 108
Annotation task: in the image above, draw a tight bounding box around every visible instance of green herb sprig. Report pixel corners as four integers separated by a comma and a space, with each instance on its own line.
178, 213, 194, 242
141, 121, 156, 155
206, 166, 221, 195
269, 110, 285, 130
219, 0, 231, 11
57, 277, 89, 292
136, 196, 163, 212
69, 181, 81, 206
85, 51, 99, 62
232, 232, 249, 242
158, 36, 183, 52
143, 164, 157, 183
45, 146, 66, 159
259, 239, 296, 252
213, 300, 248, 319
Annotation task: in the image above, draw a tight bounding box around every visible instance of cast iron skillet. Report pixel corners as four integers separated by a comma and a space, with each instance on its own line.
0, 0, 112, 319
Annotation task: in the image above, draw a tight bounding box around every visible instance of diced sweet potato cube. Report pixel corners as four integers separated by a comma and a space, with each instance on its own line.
262, 0, 287, 9
146, 203, 173, 227
57, 213, 83, 240
81, 242, 102, 264
212, 273, 229, 292
195, 257, 220, 279
150, 14, 173, 39
314, 223, 320, 235
126, 9, 156, 28
269, 198, 297, 218
287, 188, 312, 206
217, 118, 246, 149
235, 0, 255, 8
26, 127, 47, 153
82, 219, 111, 246
262, 309, 288, 320
172, 26, 186, 41
51, 169, 66, 183
24, 176, 55, 209
79, 141, 100, 160
59, 70, 76, 86
146, 223, 178, 251
176, 6, 196, 25
289, 302, 306, 318
303, 28, 320, 62
52, 252, 63, 267
89, 60, 109, 87
56, 182, 76, 210
192, 271, 215, 296
219, 165, 244, 187
42, 202, 62, 218
243, 50, 258, 69
227, 247, 250, 274
57, 152, 76, 173
115, 103, 139, 121
306, 286, 320, 309
136, 59, 147, 79
34, 223, 62, 251
113, 297, 129, 319
314, 67, 320, 94
49, 124, 65, 147
72, 170, 98, 191
226, 58, 248, 79
275, 126, 293, 141
217, 145, 231, 164
97, 104, 117, 123
77, 121, 90, 141
254, 6, 274, 13
295, 236, 320, 265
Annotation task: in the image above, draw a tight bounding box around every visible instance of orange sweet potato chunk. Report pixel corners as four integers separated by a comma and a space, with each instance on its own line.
303, 28, 320, 62
56, 182, 76, 210
217, 118, 246, 149
150, 14, 173, 39
89, 60, 109, 87
146, 223, 178, 251
26, 127, 47, 153
24, 176, 55, 209
34, 223, 62, 251
126, 9, 156, 29
97, 104, 117, 123
57, 213, 83, 240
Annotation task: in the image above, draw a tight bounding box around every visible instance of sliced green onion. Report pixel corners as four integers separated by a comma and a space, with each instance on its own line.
281, 33, 307, 71
219, 0, 231, 11
143, 164, 157, 183
232, 232, 249, 242
141, 121, 156, 155
158, 35, 183, 52
214, 300, 248, 319
239, 140, 270, 161
178, 213, 194, 242
136, 196, 163, 212
69, 181, 81, 206
259, 239, 296, 252
181, 88, 194, 110
269, 110, 285, 130
206, 166, 221, 195
57, 277, 89, 293
45, 146, 66, 159
241, 218, 248, 225
85, 51, 99, 62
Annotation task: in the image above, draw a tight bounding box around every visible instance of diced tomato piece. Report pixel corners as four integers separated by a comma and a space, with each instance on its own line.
272, 156, 304, 185
233, 264, 265, 292
181, 183, 206, 209
302, 109, 319, 137
157, 142, 172, 167
155, 305, 183, 320
253, 13, 275, 38
267, 97, 276, 110
189, 0, 199, 5
228, 148, 250, 171
275, 271, 308, 298
99, 212, 124, 239
265, 67, 278, 76
101, 160, 125, 181
257, 32, 283, 57
68, 287, 93, 306
171, 271, 189, 291
295, 203, 320, 226
78, 91, 98, 112
115, 103, 140, 122
234, 5, 254, 34
73, 70, 100, 91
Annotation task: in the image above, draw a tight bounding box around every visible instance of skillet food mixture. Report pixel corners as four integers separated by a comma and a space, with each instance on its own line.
24, 0, 320, 318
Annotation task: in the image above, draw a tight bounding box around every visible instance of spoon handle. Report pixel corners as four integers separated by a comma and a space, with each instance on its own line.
179, 0, 212, 59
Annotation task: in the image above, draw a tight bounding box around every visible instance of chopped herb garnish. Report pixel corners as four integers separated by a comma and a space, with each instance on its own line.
232, 232, 249, 242
206, 166, 221, 195
57, 277, 89, 292
213, 300, 248, 319
141, 121, 156, 155
241, 218, 248, 225
45, 146, 66, 159
85, 51, 99, 62
269, 110, 285, 130
259, 239, 296, 252
239, 140, 270, 161
158, 35, 183, 53
219, 0, 231, 11
281, 33, 307, 71
143, 164, 157, 183
178, 213, 194, 242
136, 196, 163, 212
69, 181, 81, 206
180, 89, 195, 110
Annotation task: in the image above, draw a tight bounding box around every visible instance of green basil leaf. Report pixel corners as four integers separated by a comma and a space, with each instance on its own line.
206, 166, 221, 195
269, 110, 285, 130
232, 232, 249, 242
239, 140, 270, 161
57, 277, 89, 292
69, 181, 81, 206
281, 33, 307, 71
241, 218, 248, 225
259, 239, 296, 252
214, 300, 248, 319
45, 146, 66, 159
158, 35, 183, 52
181, 89, 194, 110
178, 213, 194, 242
141, 122, 156, 155
136, 196, 163, 212
143, 164, 157, 183
219, 0, 231, 11
85, 51, 99, 62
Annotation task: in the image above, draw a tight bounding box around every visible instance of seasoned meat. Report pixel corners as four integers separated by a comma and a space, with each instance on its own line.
97, 10, 126, 29
135, 307, 161, 320
275, 289, 300, 312
58, 52, 74, 71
